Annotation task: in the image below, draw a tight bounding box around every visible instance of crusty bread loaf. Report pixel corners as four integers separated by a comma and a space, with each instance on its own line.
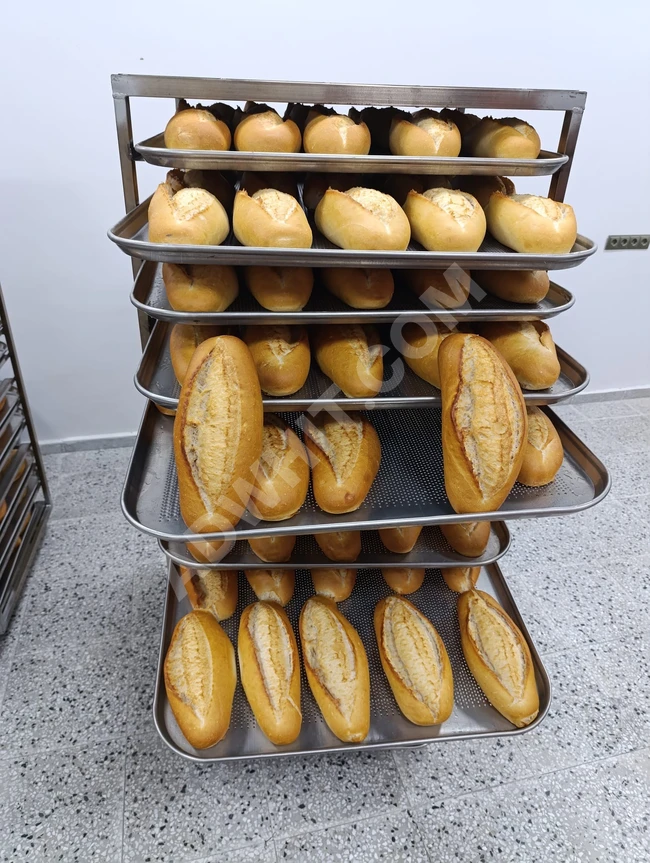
310, 568, 357, 601
381, 567, 425, 595
473, 270, 550, 305
234, 108, 301, 153
243, 325, 310, 396
312, 324, 383, 398
404, 188, 486, 252
164, 610, 236, 748
458, 589, 539, 727
249, 415, 310, 520
404, 269, 472, 310
378, 525, 423, 554
480, 321, 561, 390
243, 267, 313, 311
302, 173, 361, 211
374, 596, 453, 726
399, 321, 456, 388
315, 187, 411, 251
321, 268, 394, 310
149, 181, 230, 245
440, 522, 491, 558
457, 176, 516, 210
389, 109, 461, 157
315, 530, 362, 561
173, 169, 235, 213
245, 569, 295, 606
163, 264, 239, 313
187, 539, 234, 564
439, 333, 527, 513
304, 412, 381, 514
169, 324, 224, 385
240, 171, 299, 199
518, 407, 563, 487
486, 192, 577, 254
442, 566, 480, 593
181, 566, 238, 621
238, 601, 302, 745
304, 111, 371, 155
233, 189, 312, 248
248, 534, 296, 563
299, 596, 370, 742
174, 335, 263, 534
164, 105, 232, 151
464, 116, 541, 159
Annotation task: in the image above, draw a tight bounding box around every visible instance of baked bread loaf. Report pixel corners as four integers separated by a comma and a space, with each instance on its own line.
234, 189, 312, 248
173, 169, 235, 213
164, 103, 232, 151
304, 412, 381, 514
464, 117, 541, 159
304, 109, 371, 155
458, 176, 515, 210
240, 171, 299, 199
248, 534, 296, 563
187, 539, 234, 564
473, 270, 550, 305
374, 596, 453, 726
245, 569, 295, 606
315, 187, 410, 251
238, 601, 302, 745
243, 267, 313, 311
164, 610, 236, 748
163, 264, 239, 313
250, 415, 310, 520
440, 522, 491, 558
312, 324, 383, 398
321, 268, 394, 310
234, 106, 301, 153
480, 321, 561, 390
442, 566, 480, 593
174, 335, 263, 534
303, 173, 361, 211
399, 321, 456, 388
378, 525, 423, 554
315, 530, 362, 561
310, 568, 357, 602
485, 193, 577, 254
404, 268, 472, 310
439, 333, 527, 513
458, 589, 539, 726
169, 324, 224, 385
243, 325, 310, 396
299, 596, 370, 742
181, 566, 238, 621
404, 188, 486, 252
518, 407, 563, 487
389, 109, 461, 157
381, 567, 425, 594
149, 180, 229, 245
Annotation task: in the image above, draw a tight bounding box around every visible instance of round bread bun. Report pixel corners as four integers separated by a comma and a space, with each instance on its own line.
234, 109, 301, 153
441, 566, 480, 593
303, 173, 362, 211
389, 110, 461, 157
404, 188, 486, 252
162, 263, 239, 313
233, 189, 312, 248
248, 534, 296, 563
473, 270, 550, 305
440, 521, 491, 558
148, 182, 230, 246
315, 530, 362, 562
243, 266, 313, 311
458, 176, 516, 210
315, 187, 410, 251
304, 112, 371, 155
240, 171, 299, 199
518, 407, 564, 487
381, 567, 425, 595
378, 526, 423, 554
465, 117, 541, 159
164, 107, 231, 151
404, 268, 472, 309
310, 568, 357, 602
485, 193, 577, 254
321, 268, 394, 309
244, 569, 295, 606
169, 323, 224, 385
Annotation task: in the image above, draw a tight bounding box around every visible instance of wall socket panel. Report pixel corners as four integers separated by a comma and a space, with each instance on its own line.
605, 235, 649, 250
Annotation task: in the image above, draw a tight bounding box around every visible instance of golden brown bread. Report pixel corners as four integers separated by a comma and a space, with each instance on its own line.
249, 415, 310, 521
399, 321, 456, 389
299, 596, 370, 742
304, 111, 371, 155
389, 110, 461, 157
404, 188, 486, 252
248, 535, 296, 563
480, 321, 561, 390
315, 187, 411, 251
164, 105, 232, 151
310, 568, 357, 602
181, 566, 238, 621
240, 171, 299, 199
312, 324, 383, 398
404, 268, 472, 310
457, 176, 516, 210
374, 596, 453, 726
321, 268, 394, 310
245, 569, 295, 606
485, 193, 577, 254
518, 407, 564, 487
162, 264, 239, 313
164, 609, 236, 749
439, 333, 527, 513
464, 117, 541, 159
187, 539, 234, 564
440, 522, 491, 558
378, 526, 423, 554
173, 169, 235, 213
303, 173, 361, 211
458, 589, 539, 727
243, 267, 313, 311
169, 324, 224, 385
442, 566, 480, 593
304, 412, 381, 514
149, 180, 229, 246
315, 531, 362, 561
243, 325, 311, 396
234, 108, 301, 153
233, 189, 312, 248
473, 270, 550, 305
381, 568, 425, 595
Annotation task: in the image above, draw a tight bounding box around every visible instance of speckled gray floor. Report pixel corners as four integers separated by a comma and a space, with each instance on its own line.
0, 397, 648, 862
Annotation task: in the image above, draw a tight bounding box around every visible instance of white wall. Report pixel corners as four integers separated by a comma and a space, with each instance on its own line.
1, 0, 649, 444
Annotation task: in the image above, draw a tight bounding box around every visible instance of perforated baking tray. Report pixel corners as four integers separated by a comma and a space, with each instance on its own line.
153, 561, 550, 760
122, 403, 610, 543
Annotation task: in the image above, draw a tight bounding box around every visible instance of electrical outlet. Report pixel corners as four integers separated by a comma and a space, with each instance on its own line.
605, 235, 650, 250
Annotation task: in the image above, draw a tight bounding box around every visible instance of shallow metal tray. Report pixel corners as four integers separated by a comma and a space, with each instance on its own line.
153, 561, 550, 760
122, 403, 610, 543
0, 499, 49, 635
109, 199, 596, 270
132, 261, 575, 325
160, 520, 510, 570
136, 320, 589, 411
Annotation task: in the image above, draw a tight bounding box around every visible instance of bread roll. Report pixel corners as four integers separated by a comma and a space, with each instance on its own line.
245, 569, 295, 606
175, 169, 235, 213
238, 601, 301, 745
310, 568, 357, 602
243, 325, 310, 396
312, 324, 383, 398
404, 188, 486, 252
458, 589, 539, 727
187, 539, 234, 564
315, 530, 361, 562
440, 522, 491, 558
464, 117, 541, 159
234, 189, 312, 248
250, 415, 310, 520
389, 110, 461, 157
473, 270, 550, 305
404, 268, 472, 310
321, 268, 394, 310
303, 173, 361, 211
304, 111, 371, 155
442, 566, 480, 593
248, 534, 296, 563
457, 176, 516, 210
439, 333, 527, 513
315, 187, 411, 251
518, 407, 563, 487
164, 105, 232, 151
381, 567, 425, 594
149, 181, 229, 246
164, 610, 236, 749
240, 171, 299, 199
399, 321, 455, 388
174, 335, 263, 534
169, 324, 224, 385
234, 107, 301, 153
299, 596, 370, 742
244, 267, 313, 311
378, 525, 423, 554
480, 321, 561, 390
374, 596, 453, 726
181, 566, 238, 621
163, 264, 239, 313
486, 193, 577, 254
304, 412, 381, 514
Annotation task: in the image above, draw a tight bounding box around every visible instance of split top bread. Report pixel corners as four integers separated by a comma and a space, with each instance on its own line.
404, 188, 486, 252
243, 325, 310, 397
463, 116, 541, 159
486, 192, 577, 254
234, 105, 301, 152
303, 108, 371, 154
164, 101, 232, 151
181, 567, 238, 621
233, 189, 312, 248
312, 324, 383, 398
162, 263, 239, 313
315, 187, 411, 251
389, 109, 461, 157
149, 179, 230, 245
518, 407, 564, 487
480, 321, 561, 390
249, 415, 310, 521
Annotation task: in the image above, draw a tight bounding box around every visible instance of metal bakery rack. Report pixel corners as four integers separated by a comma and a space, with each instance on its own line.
110, 75, 608, 760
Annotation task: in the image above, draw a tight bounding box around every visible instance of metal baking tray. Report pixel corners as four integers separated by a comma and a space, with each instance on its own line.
0, 476, 39, 578
159, 521, 510, 570
0, 499, 49, 634
136, 320, 589, 411
153, 561, 550, 761
135, 132, 568, 176
122, 403, 610, 543
132, 261, 575, 325
109, 198, 596, 270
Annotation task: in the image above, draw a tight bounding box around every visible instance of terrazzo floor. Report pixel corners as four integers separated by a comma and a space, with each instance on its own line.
0, 396, 649, 862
